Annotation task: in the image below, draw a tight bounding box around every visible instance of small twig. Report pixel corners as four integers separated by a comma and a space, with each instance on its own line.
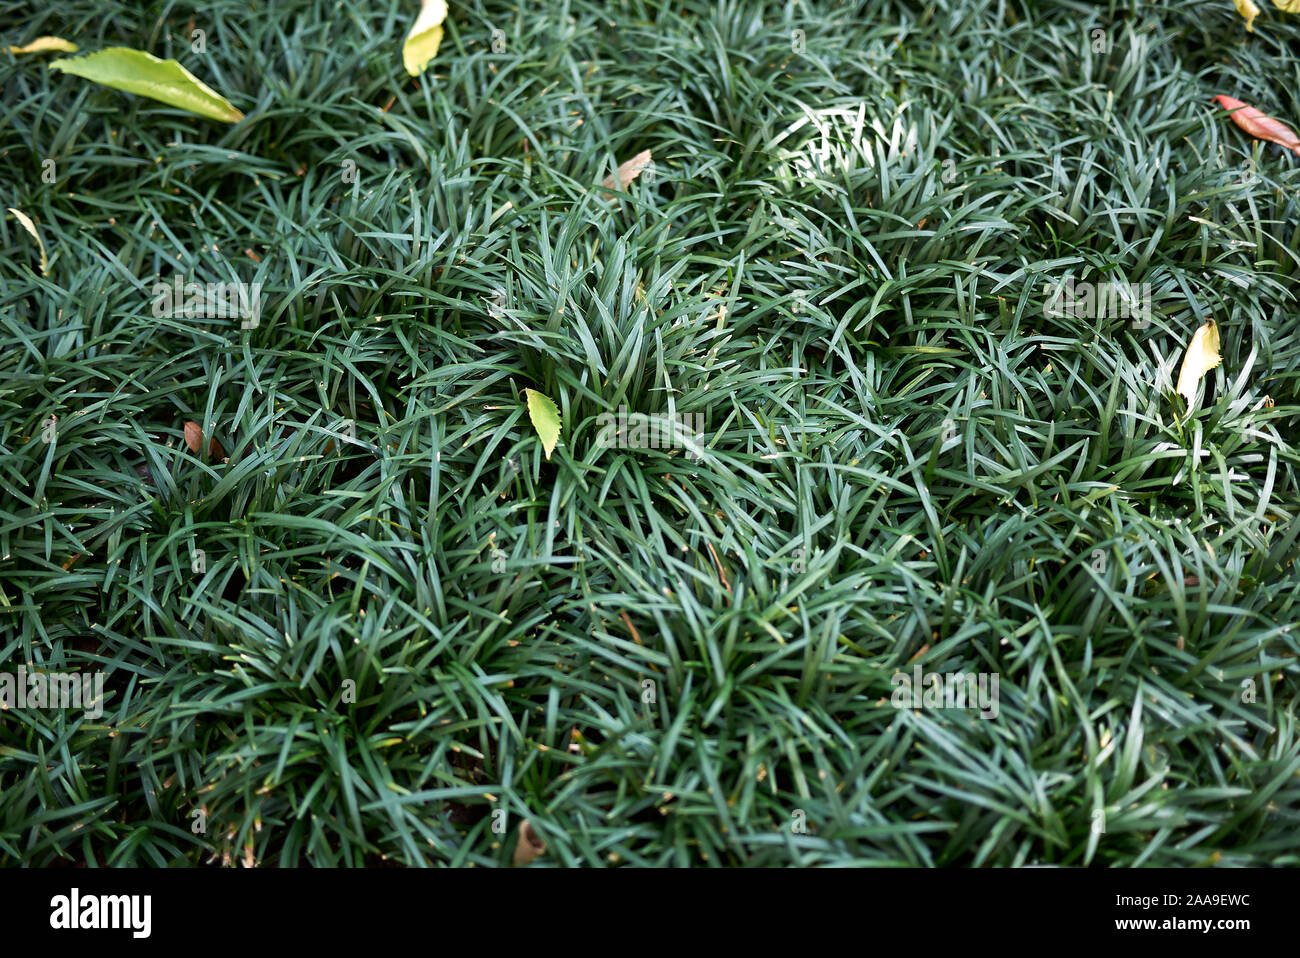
619, 610, 642, 645
705, 541, 732, 595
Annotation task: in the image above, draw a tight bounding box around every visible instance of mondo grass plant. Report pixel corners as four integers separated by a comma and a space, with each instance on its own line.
0, 0, 1297, 867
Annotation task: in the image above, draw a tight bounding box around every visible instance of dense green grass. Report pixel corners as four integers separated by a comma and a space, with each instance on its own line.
1, 0, 1298, 867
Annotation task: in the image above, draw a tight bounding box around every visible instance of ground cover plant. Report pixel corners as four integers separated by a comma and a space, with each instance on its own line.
1, 0, 1298, 867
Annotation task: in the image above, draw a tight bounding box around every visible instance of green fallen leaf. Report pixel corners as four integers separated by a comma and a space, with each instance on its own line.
8, 208, 48, 275
524, 389, 561, 460
403, 0, 448, 76
48, 47, 244, 123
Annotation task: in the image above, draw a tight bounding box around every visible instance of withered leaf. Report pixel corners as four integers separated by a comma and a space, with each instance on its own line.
600, 149, 653, 191
512, 819, 546, 866
183, 420, 226, 459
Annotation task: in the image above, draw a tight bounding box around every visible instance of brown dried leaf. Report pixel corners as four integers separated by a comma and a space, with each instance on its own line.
512, 819, 546, 866
1213, 95, 1300, 156
183, 420, 226, 459
183, 420, 203, 454
600, 149, 653, 191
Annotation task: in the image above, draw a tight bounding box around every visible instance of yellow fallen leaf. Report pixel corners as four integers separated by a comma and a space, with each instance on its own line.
1275, 0, 1300, 13
1176, 318, 1222, 414
403, 0, 448, 76
9, 36, 78, 54
1235, 0, 1261, 29
601, 149, 653, 191
7, 208, 48, 275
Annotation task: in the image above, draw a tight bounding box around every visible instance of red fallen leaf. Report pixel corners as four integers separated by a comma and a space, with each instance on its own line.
183, 420, 226, 460
1213, 95, 1300, 157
